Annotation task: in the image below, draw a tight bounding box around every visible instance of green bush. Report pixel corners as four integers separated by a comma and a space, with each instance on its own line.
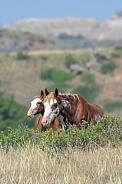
95, 53, 108, 62
0, 116, 122, 149
73, 84, 100, 103
100, 62, 117, 74
40, 69, 53, 80
51, 70, 74, 82
16, 52, 30, 60
115, 46, 122, 51
40, 69, 74, 82
0, 91, 33, 133
103, 101, 122, 112
64, 55, 77, 68
81, 73, 95, 85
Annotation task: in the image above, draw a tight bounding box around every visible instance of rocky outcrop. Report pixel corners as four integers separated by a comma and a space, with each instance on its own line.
3, 13, 122, 41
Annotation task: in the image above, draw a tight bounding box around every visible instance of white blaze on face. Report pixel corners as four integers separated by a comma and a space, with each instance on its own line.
30, 98, 42, 110
27, 97, 42, 117
43, 98, 58, 118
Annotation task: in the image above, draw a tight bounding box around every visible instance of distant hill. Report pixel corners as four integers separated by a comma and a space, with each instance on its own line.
0, 29, 61, 53
4, 17, 99, 38
1, 12, 122, 52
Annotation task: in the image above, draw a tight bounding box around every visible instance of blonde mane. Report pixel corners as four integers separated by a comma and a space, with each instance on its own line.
44, 92, 55, 103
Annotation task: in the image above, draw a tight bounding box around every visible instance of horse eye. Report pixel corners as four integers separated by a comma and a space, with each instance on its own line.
37, 101, 42, 105
54, 103, 57, 108
52, 103, 57, 109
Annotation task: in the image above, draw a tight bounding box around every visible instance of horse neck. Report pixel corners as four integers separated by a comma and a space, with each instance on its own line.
58, 93, 78, 120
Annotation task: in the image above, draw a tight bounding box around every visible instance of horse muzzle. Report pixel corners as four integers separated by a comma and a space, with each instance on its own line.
27, 109, 37, 118
41, 117, 51, 127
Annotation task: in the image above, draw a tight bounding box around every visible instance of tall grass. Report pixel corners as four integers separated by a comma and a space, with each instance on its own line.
0, 144, 121, 184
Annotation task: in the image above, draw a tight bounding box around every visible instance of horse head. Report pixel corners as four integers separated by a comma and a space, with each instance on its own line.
27, 90, 44, 118
42, 88, 69, 126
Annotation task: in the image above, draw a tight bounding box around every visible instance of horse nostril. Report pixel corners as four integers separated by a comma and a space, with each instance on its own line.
45, 119, 48, 125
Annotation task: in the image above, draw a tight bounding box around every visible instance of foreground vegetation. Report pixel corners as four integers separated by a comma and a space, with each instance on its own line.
0, 115, 122, 149
0, 115, 122, 184
0, 144, 121, 184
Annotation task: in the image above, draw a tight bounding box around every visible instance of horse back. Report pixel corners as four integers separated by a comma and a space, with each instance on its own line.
87, 103, 103, 123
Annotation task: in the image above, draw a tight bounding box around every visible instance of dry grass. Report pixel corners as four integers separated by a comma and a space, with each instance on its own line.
0, 144, 122, 184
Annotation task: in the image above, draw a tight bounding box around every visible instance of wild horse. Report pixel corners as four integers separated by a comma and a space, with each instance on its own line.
42, 88, 103, 130
27, 90, 62, 131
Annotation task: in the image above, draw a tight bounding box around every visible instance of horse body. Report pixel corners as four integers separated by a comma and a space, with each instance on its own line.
42, 88, 103, 129
55, 93, 103, 129
27, 90, 62, 132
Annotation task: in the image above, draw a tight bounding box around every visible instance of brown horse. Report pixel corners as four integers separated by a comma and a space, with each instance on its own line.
27, 90, 44, 118
42, 88, 103, 130
27, 90, 62, 132
34, 115, 62, 131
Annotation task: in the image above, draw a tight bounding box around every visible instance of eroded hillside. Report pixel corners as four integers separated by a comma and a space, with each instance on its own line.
1, 12, 122, 52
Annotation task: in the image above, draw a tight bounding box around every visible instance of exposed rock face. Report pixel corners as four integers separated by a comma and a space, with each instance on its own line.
3, 14, 122, 41
93, 14, 122, 40
4, 17, 100, 37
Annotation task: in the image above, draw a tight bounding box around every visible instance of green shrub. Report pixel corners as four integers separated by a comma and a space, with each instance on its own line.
0, 116, 122, 149
81, 73, 95, 85
40, 69, 53, 80
51, 70, 74, 82
115, 46, 122, 51
0, 91, 33, 133
16, 52, 30, 60
103, 101, 122, 112
73, 84, 100, 102
64, 55, 77, 68
95, 53, 108, 62
100, 62, 117, 74
40, 69, 74, 82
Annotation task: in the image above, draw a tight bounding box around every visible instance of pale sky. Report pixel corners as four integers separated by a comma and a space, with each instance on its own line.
0, 0, 122, 26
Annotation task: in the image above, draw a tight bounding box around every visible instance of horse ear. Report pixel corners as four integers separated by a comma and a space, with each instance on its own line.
40, 90, 44, 98
45, 88, 49, 96
55, 88, 58, 97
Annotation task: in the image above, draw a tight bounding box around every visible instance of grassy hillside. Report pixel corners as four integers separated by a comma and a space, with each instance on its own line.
0, 47, 122, 117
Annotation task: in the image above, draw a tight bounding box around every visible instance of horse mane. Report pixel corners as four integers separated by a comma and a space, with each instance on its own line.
44, 92, 55, 103
59, 93, 80, 102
